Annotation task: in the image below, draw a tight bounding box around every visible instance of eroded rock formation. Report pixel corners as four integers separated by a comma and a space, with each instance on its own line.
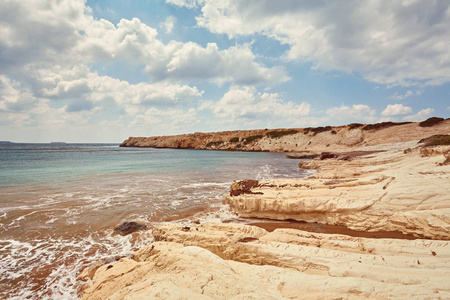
79, 223, 450, 299
227, 144, 450, 240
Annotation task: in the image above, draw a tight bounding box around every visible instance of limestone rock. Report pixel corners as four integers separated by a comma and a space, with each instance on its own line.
227, 145, 450, 240
79, 223, 450, 299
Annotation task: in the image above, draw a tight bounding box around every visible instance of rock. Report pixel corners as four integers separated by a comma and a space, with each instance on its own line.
229, 180, 263, 196
285, 152, 320, 159
113, 221, 147, 236
79, 223, 450, 299
320, 152, 338, 159
228, 144, 450, 240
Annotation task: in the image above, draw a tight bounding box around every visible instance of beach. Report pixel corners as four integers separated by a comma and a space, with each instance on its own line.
0, 145, 305, 299
79, 120, 450, 299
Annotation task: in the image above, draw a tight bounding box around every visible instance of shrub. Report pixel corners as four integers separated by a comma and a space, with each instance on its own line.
310, 126, 332, 135
419, 117, 445, 127
331, 130, 337, 134
303, 127, 332, 134
348, 123, 364, 130
244, 135, 263, 144
362, 121, 411, 131
229, 137, 239, 143
266, 130, 298, 138
418, 135, 450, 147
206, 141, 224, 147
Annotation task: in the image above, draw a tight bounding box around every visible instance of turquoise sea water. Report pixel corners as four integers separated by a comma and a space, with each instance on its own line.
0, 143, 310, 299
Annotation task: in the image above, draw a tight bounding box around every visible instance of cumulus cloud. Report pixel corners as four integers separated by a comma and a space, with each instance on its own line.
0, 0, 89, 72
33, 65, 203, 113
403, 108, 434, 122
130, 107, 198, 128
155, 42, 289, 85
381, 104, 412, 116
1, 1, 286, 87
165, 0, 200, 9
326, 104, 376, 123
160, 16, 177, 34
388, 90, 422, 100
79, 14, 289, 85
188, 0, 450, 86
212, 86, 310, 123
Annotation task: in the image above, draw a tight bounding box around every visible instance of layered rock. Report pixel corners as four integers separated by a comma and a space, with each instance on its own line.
120, 120, 450, 152
79, 223, 450, 299
227, 144, 450, 239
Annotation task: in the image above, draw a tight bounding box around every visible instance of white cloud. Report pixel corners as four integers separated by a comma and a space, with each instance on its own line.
191, 0, 450, 86
156, 42, 289, 85
80, 14, 289, 85
33, 65, 203, 113
381, 104, 412, 116
212, 86, 310, 122
388, 90, 422, 100
1, 1, 285, 87
403, 108, 434, 122
165, 0, 200, 9
160, 16, 177, 34
326, 104, 376, 123
130, 107, 198, 129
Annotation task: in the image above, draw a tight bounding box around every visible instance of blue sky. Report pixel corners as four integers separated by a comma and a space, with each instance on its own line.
1, 0, 449, 142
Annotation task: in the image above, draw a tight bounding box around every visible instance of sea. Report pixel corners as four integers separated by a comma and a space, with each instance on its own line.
0, 143, 311, 299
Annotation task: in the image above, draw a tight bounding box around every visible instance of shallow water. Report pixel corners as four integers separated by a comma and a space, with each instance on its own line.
0, 144, 310, 299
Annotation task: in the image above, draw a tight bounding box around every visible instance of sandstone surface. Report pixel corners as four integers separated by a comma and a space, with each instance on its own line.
79, 223, 450, 299
227, 143, 450, 240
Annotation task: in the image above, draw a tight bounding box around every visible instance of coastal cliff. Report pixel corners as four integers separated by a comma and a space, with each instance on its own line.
79, 118, 450, 299
120, 119, 450, 152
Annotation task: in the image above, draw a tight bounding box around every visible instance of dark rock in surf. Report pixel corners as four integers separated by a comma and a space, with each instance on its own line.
113, 221, 148, 236
229, 180, 263, 197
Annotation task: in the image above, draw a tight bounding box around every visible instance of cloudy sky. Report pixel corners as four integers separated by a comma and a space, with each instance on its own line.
1, 0, 449, 143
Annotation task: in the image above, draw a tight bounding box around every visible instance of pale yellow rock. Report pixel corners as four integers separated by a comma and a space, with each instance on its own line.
227, 145, 450, 239
79, 223, 450, 299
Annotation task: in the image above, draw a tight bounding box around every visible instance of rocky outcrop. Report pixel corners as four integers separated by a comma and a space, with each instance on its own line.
227, 144, 450, 240
79, 223, 450, 299
120, 119, 450, 152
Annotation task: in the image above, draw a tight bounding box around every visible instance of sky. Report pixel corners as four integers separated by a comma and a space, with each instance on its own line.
1, 0, 449, 143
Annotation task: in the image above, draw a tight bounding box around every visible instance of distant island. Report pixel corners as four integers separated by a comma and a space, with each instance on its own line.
0, 141, 13, 144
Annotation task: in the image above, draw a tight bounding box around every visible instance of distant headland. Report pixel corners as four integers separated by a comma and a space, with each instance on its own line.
120, 117, 450, 152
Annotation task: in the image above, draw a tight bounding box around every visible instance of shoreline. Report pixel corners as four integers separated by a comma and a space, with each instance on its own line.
78, 122, 450, 299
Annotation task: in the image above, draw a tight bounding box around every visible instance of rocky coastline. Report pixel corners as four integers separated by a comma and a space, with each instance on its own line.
120, 119, 450, 152
79, 118, 450, 299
